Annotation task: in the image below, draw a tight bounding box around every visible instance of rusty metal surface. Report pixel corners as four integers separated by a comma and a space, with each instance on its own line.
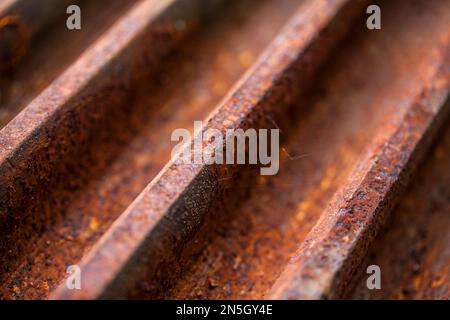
269, 71, 449, 299
0, 0, 74, 71
50, 0, 365, 300
0, 0, 138, 127
0, 0, 449, 300
348, 119, 450, 300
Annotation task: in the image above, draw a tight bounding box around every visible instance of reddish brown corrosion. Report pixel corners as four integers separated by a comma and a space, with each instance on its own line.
268, 68, 450, 299
1, 0, 306, 299
0, 0, 449, 300
349, 118, 450, 299
0, 0, 224, 298
170, 0, 450, 300
0, 15, 29, 72
0, 0, 64, 71
51, 0, 369, 299
0, 0, 138, 127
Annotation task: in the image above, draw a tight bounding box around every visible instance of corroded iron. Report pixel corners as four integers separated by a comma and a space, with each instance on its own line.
0, 0, 448, 300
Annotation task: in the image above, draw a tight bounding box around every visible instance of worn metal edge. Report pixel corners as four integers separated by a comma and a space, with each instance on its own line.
267, 47, 450, 299
49, 0, 368, 300
0, 0, 230, 283
0, 0, 173, 165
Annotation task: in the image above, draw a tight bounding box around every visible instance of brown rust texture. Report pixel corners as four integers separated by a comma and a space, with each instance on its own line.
1, 0, 303, 300
0, 15, 30, 72
348, 117, 450, 300
0, 0, 75, 72
171, 0, 450, 300
0, 0, 76, 37
0, 0, 200, 299
51, 0, 360, 300
0, 0, 138, 127
0, 0, 449, 301
269, 82, 449, 299
269, 27, 450, 304
53, 0, 450, 300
